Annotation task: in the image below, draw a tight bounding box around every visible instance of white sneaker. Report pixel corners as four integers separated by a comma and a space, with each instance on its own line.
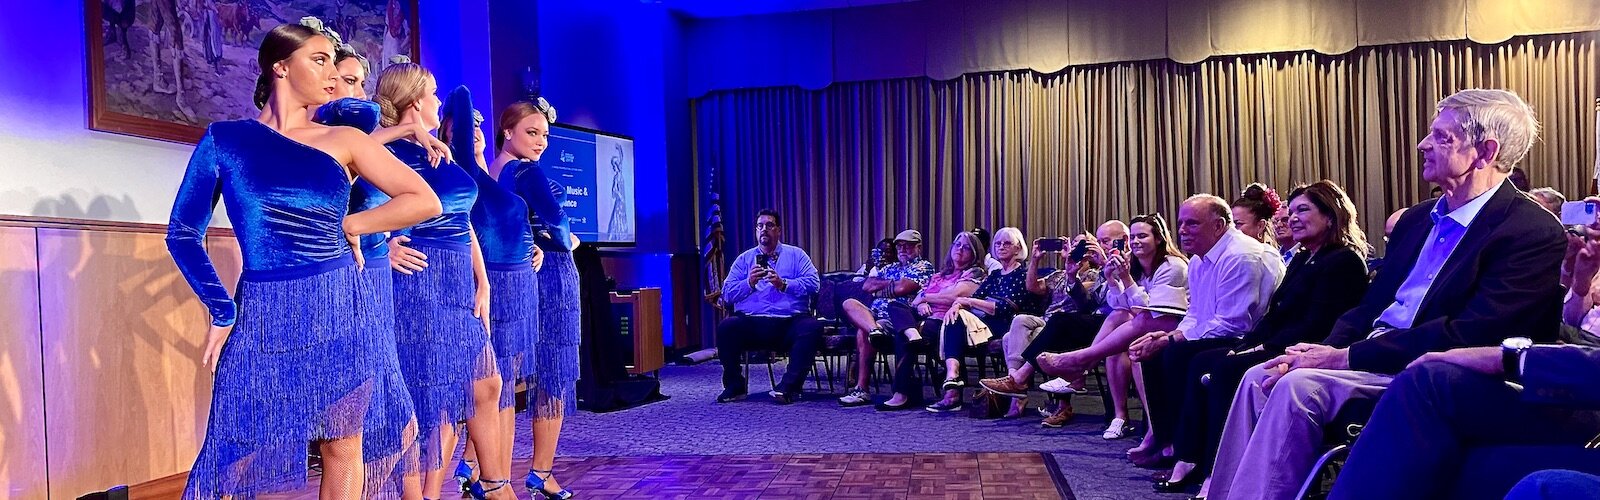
838, 389, 872, 407
1040, 378, 1077, 395
1103, 417, 1130, 439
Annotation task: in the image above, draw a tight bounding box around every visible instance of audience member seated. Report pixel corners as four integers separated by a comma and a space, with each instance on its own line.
1157, 181, 1371, 495
1563, 218, 1600, 346
1124, 195, 1287, 470
1529, 187, 1564, 217
980, 221, 1126, 425
927, 227, 1043, 412
837, 230, 935, 407
855, 237, 896, 276
1511, 165, 1532, 191
1206, 89, 1566, 500
1367, 208, 1408, 278
1232, 183, 1282, 250
1328, 343, 1600, 499
873, 231, 988, 410
1272, 203, 1296, 263
1036, 213, 1189, 441
973, 226, 1003, 272
716, 209, 825, 404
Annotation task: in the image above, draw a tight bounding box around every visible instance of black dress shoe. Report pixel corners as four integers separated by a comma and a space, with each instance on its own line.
1153, 473, 1203, 493
716, 389, 747, 403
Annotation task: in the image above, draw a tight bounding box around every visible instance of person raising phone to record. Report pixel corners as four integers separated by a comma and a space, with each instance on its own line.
715, 209, 824, 404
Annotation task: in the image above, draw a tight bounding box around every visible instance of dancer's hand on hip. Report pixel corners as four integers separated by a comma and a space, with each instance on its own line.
474, 280, 492, 335
202, 324, 235, 374
388, 236, 429, 274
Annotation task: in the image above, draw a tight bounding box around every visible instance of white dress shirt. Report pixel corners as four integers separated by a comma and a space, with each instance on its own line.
1177, 228, 1287, 340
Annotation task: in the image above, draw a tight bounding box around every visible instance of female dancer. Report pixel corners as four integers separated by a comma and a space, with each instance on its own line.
304, 21, 430, 494
496, 98, 581, 499
438, 87, 548, 497
167, 23, 439, 498
374, 63, 515, 499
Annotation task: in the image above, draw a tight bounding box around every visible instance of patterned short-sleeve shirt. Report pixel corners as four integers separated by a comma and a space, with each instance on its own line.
870, 258, 936, 318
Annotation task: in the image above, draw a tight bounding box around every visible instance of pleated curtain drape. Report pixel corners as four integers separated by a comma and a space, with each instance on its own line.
695, 32, 1600, 272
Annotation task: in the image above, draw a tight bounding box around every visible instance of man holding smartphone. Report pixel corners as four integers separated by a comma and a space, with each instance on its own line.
716, 209, 823, 404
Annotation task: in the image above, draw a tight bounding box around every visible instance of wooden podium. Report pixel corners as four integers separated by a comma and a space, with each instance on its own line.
609, 287, 664, 375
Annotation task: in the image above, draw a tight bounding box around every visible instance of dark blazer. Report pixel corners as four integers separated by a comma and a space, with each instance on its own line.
1324, 179, 1565, 374
1235, 243, 1370, 353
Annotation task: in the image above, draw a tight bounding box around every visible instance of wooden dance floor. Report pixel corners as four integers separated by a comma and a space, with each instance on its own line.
129, 452, 1068, 499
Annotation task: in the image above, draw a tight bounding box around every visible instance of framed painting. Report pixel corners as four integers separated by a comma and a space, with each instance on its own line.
85, 0, 421, 144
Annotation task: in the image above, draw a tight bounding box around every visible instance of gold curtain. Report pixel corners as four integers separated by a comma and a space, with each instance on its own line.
693, 32, 1600, 272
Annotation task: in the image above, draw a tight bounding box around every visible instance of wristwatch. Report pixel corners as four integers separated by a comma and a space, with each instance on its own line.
1501, 337, 1532, 384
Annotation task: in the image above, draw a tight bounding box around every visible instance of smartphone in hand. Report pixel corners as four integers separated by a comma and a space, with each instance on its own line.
1037, 237, 1067, 252
1561, 200, 1598, 226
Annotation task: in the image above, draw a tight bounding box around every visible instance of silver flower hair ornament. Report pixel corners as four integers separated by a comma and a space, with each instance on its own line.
534, 96, 558, 124
297, 16, 346, 48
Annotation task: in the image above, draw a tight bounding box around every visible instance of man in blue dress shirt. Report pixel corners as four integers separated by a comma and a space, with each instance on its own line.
716, 209, 823, 404
1207, 89, 1566, 500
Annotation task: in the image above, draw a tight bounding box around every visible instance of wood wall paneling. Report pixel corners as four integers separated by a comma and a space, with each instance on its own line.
35, 228, 234, 498
0, 227, 47, 500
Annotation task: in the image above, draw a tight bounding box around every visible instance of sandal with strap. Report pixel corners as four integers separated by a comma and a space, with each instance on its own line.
478, 478, 513, 499
526, 468, 576, 499
457, 459, 485, 497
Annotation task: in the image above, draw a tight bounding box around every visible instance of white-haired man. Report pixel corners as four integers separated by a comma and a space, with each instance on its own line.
1206, 89, 1566, 500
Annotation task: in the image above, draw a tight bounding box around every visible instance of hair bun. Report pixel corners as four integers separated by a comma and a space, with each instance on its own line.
1241, 183, 1282, 214
1241, 183, 1268, 200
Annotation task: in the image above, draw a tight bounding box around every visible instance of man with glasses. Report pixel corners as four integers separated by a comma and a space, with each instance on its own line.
716, 209, 823, 404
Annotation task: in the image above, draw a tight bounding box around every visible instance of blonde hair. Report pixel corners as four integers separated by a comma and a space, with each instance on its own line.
1436, 89, 1541, 173
993, 227, 1027, 265
372, 62, 433, 127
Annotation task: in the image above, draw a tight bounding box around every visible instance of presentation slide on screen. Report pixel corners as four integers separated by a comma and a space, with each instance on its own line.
544, 124, 636, 244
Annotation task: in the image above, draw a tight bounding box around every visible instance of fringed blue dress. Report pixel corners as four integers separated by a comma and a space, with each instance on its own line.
167, 119, 391, 499
500, 158, 581, 419
315, 98, 421, 489
443, 87, 541, 411
387, 136, 496, 472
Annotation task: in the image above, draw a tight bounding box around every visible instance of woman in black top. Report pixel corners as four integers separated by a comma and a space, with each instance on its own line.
1157, 180, 1372, 494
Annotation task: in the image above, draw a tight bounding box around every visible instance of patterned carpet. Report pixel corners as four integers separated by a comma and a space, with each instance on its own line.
132, 361, 1192, 499
537, 361, 1193, 499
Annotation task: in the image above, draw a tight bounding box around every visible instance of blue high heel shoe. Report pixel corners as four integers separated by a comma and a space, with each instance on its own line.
526, 468, 575, 499
455, 459, 485, 497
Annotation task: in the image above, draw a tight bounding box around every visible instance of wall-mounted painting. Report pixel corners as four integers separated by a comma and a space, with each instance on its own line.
86, 0, 420, 144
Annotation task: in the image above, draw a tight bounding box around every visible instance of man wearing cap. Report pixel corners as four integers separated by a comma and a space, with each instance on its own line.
838, 229, 936, 407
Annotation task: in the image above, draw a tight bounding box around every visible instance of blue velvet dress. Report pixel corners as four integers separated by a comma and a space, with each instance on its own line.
167, 119, 390, 499
315, 98, 421, 486
387, 136, 496, 473
500, 157, 581, 419
443, 87, 542, 411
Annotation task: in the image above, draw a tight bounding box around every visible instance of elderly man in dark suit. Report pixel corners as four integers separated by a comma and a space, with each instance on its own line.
1206, 88, 1566, 500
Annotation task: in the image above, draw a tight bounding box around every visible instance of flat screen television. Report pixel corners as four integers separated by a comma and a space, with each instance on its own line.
543, 123, 636, 245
